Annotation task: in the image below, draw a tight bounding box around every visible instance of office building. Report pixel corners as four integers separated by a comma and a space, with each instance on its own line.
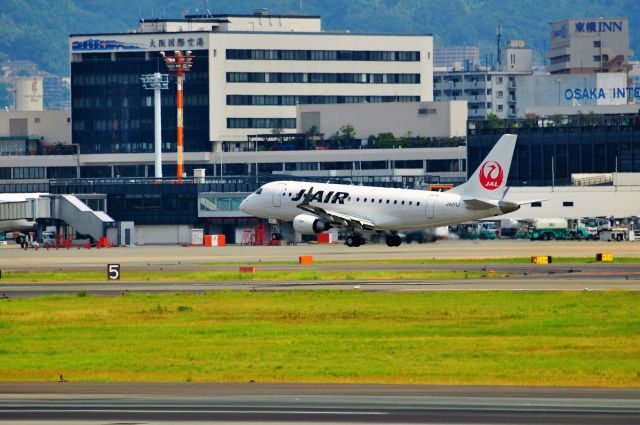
69, 12, 432, 162
547, 18, 633, 74
434, 40, 532, 119
433, 47, 479, 69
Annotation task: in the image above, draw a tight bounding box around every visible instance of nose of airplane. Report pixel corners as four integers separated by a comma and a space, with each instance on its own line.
240, 197, 248, 213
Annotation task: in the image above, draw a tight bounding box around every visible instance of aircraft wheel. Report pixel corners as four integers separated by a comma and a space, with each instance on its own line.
386, 235, 401, 247
345, 235, 355, 247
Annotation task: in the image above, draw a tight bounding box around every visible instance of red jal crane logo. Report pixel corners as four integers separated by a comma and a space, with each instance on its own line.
479, 161, 504, 190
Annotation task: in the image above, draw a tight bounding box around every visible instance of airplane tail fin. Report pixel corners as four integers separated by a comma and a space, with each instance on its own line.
448, 134, 517, 200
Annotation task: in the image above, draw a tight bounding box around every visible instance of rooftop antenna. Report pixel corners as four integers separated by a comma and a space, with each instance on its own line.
496, 25, 502, 67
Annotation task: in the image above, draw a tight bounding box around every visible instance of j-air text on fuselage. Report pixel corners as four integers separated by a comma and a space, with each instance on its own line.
240, 134, 533, 247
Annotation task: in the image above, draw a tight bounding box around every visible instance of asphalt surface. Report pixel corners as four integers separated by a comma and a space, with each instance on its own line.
1, 262, 640, 297
2, 239, 640, 269
1, 383, 639, 424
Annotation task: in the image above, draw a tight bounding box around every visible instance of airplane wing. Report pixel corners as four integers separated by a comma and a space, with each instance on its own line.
296, 203, 377, 231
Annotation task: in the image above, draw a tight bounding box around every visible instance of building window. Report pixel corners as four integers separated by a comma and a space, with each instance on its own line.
227, 72, 420, 84
531, 201, 542, 207
426, 159, 459, 172
549, 55, 570, 65
226, 94, 418, 105
497, 77, 503, 84
14, 167, 45, 179
34, 117, 41, 124
226, 49, 420, 62
497, 104, 503, 111
496, 91, 504, 98
594, 55, 601, 62
563, 201, 574, 207
227, 118, 296, 129
593, 40, 601, 47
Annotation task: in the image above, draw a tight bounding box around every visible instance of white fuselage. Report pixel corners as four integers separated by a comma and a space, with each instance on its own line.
240, 181, 504, 231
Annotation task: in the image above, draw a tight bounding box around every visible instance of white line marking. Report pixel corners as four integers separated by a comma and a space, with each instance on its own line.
0, 409, 387, 415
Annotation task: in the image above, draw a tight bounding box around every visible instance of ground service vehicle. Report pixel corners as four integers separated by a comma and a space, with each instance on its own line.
526, 218, 589, 240
450, 221, 498, 240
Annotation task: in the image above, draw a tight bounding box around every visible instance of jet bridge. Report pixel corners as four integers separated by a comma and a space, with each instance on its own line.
0, 194, 114, 241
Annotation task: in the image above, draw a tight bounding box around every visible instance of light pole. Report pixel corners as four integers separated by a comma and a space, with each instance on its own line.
161, 50, 195, 183
556, 79, 562, 106
140, 72, 169, 178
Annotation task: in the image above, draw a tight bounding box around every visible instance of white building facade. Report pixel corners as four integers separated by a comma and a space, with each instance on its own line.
70, 13, 433, 151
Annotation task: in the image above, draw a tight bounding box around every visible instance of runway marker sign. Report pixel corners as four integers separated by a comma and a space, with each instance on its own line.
108, 264, 121, 280
531, 256, 552, 264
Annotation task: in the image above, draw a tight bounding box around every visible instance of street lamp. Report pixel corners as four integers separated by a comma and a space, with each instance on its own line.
140, 73, 169, 178
161, 50, 195, 183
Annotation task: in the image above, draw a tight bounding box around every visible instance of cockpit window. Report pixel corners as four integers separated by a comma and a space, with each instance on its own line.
254, 188, 263, 195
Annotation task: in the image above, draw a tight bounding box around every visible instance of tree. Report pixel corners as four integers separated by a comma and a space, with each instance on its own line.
271, 126, 283, 143
338, 123, 356, 142
307, 125, 319, 136
487, 112, 502, 129
376, 132, 396, 149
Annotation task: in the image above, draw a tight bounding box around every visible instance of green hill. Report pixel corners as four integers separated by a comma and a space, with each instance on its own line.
1, 0, 639, 76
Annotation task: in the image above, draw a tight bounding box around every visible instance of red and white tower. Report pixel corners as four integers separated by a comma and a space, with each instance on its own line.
161, 50, 195, 184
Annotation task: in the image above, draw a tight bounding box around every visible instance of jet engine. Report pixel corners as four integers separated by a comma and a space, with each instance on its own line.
293, 213, 331, 235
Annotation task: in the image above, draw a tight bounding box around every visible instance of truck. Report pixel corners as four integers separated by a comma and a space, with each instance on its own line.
449, 221, 498, 240
498, 218, 519, 239
525, 218, 589, 241
581, 217, 610, 240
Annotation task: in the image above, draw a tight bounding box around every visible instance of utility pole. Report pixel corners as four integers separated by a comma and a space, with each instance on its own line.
161, 50, 195, 183
140, 73, 169, 178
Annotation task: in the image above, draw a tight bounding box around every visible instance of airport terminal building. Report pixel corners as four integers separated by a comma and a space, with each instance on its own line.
67, 12, 438, 179
2, 11, 640, 245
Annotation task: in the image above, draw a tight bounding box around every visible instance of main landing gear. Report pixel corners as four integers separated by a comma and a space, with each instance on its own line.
345, 234, 366, 247
385, 234, 402, 247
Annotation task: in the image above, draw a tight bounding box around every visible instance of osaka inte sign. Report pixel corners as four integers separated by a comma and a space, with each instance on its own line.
564, 87, 640, 101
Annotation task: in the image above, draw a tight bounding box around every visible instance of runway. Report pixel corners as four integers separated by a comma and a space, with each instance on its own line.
1, 383, 639, 424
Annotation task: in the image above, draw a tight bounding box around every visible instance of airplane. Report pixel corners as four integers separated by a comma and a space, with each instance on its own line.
240, 134, 523, 247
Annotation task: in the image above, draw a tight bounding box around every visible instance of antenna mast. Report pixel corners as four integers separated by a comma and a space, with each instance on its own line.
496, 25, 502, 67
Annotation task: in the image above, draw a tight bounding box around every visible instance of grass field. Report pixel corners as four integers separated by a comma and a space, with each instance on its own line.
0, 269, 502, 283
1, 291, 638, 386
